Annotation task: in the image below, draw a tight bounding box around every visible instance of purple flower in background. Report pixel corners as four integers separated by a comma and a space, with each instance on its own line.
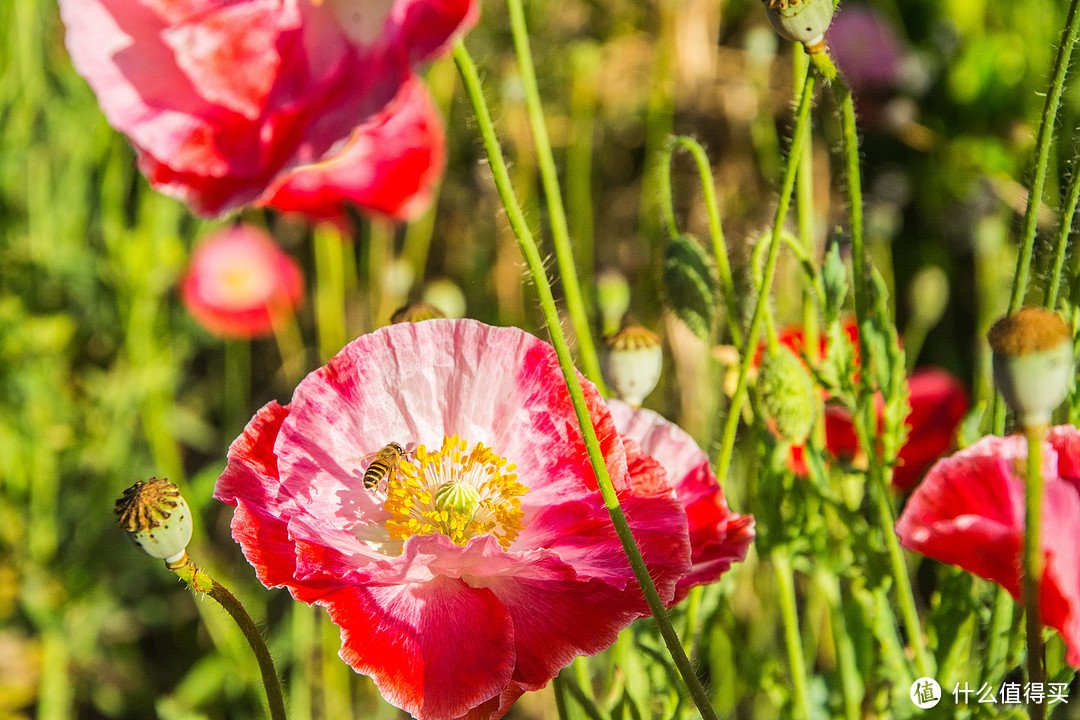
826, 4, 903, 96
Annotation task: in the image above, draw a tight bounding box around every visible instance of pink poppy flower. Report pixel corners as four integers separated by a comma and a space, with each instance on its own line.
896, 427, 1080, 667
59, 0, 477, 216
769, 322, 968, 490
214, 319, 694, 720
260, 74, 444, 224
180, 224, 303, 339
607, 399, 755, 603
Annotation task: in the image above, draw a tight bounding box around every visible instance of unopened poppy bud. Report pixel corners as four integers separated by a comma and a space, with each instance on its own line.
908, 265, 950, 329
757, 346, 815, 445
114, 478, 193, 563
604, 325, 663, 408
761, 0, 835, 52
390, 302, 447, 324
597, 270, 631, 336
988, 307, 1074, 428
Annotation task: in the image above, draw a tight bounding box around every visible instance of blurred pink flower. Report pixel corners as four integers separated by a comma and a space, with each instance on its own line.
214, 319, 695, 720
181, 225, 303, 339
59, 0, 477, 216
260, 75, 445, 224
607, 399, 754, 603
826, 4, 903, 96
896, 427, 1080, 667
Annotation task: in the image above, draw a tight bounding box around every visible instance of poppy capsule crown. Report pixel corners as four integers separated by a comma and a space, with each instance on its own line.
761, 0, 836, 51
988, 307, 1074, 428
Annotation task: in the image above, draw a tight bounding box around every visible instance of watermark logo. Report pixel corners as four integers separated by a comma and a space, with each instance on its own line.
910, 677, 941, 709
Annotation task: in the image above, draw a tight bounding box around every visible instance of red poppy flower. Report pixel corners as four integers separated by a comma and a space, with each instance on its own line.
607, 399, 755, 603
896, 427, 1080, 667
214, 320, 696, 720
770, 322, 968, 490
180, 225, 303, 339
59, 0, 476, 216
260, 75, 444, 224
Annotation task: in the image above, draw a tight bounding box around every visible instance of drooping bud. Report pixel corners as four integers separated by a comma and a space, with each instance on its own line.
390, 302, 447, 324
434, 480, 481, 520
604, 325, 664, 408
661, 234, 719, 341
761, 0, 835, 53
114, 478, 193, 563
757, 346, 815, 445
988, 307, 1074, 428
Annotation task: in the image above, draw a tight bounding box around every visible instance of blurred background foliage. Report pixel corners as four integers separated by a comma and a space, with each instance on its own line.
3, 0, 1080, 718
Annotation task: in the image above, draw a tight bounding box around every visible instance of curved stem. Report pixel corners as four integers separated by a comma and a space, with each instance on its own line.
1011, 0, 1080, 313
714, 71, 815, 485
1023, 424, 1047, 720
453, 39, 718, 720
505, 0, 604, 390
168, 554, 287, 720
661, 136, 743, 347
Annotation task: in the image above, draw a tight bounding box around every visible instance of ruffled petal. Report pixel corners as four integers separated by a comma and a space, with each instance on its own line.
325, 575, 515, 720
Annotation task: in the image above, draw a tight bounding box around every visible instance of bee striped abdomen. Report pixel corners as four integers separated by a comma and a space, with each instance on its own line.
362, 443, 406, 490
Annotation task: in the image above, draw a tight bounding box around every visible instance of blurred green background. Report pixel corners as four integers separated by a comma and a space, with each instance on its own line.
3, 0, 1080, 718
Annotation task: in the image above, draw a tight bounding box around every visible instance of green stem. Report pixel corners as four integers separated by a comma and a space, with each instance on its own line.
1047, 146, 1080, 309
773, 550, 811, 720
818, 572, 861, 720
553, 675, 574, 720
453, 39, 717, 720
714, 71, 815, 484
1010, 0, 1080, 313
505, 0, 604, 390
660, 136, 743, 347
1023, 424, 1046, 720
168, 554, 287, 720
313, 224, 347, 362
558, 673, 609, 720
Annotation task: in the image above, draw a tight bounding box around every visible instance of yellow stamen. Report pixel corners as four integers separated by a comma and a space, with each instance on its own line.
382, 436, 528, 549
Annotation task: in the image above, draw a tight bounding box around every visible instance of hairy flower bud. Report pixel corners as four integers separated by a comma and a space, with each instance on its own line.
604, 325, 663, 408
988, 307, 1074, 428
757, 346, 815, 445
114, 478, 193, 563
761, 0, 835, 52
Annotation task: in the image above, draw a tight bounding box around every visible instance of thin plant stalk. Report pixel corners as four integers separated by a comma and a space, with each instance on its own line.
812, 51, 933, 678
714, 71, 815, 485
659, 136, 743, 347
505, 0, 604, 390
1046, 147, 1080, 309
313, 223, 348, 362
452, 39, 719, 720
773, 550, 811, 720
167, 554, 287, 720
1023, 424, 1047, 720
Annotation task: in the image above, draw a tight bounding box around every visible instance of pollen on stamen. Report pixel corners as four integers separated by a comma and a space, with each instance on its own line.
382, 435, 528, 549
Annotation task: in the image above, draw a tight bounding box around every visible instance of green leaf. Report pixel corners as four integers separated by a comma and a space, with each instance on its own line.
822, 239, 849, 322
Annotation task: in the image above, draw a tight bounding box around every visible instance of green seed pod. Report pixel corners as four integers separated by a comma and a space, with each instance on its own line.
757, 346, 815, 445
761, 0, 835, 51
988, 307, 1074, 429
434, 480, 481, 519
661, 234, 719, 341
596, 270, 632, 337
114, 478, 193, 563
604, 325, 664, 408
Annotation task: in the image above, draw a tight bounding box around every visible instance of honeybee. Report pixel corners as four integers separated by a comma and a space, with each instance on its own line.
360, 442, 407, 490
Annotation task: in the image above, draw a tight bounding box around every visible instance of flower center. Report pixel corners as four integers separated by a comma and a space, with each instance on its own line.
383, 435, 527, 549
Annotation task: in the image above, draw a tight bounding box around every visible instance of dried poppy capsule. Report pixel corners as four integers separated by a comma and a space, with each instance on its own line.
761, 0, 835, 53
114, 478, 193, 563
988, 307, 1074, 428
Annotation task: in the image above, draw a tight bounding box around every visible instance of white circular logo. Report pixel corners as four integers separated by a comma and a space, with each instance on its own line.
910, 677, 941, 709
